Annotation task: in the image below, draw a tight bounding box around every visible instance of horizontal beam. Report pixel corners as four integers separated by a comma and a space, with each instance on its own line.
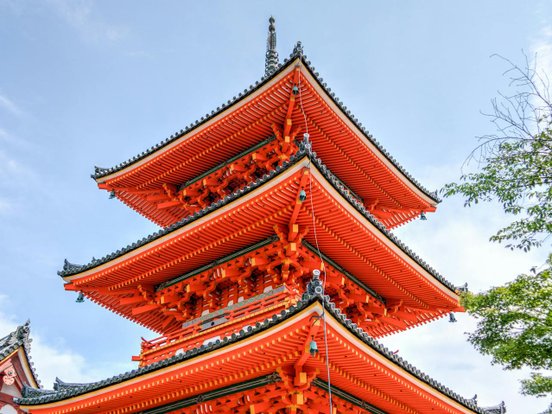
302, 240, 386, 305
142, 373, 281, 414
156, 236, 279, 291
313, 378, 388, 414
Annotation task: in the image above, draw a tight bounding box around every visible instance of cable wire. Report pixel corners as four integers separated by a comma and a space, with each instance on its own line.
297, 62, 334, 412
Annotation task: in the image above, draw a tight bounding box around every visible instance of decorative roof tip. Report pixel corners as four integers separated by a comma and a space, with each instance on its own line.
292, 41, 303, 56
265, 16, 279, 76
302, 270, 327, 302
58, 259, 83, 276
483, 401, 507, 414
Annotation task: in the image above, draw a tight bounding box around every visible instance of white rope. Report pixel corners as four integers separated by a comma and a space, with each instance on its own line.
297, 62, 334, 412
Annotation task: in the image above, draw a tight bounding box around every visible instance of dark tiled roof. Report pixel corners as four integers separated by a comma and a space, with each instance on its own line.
0, 321, 40, 386
143, 373, 282, 414
60, 150, 307, 278
61, 146, 456, 295
481, 402, 506, 414
62, 145, 457, 294
91, 43, 438, 204
17, 277, 487, 412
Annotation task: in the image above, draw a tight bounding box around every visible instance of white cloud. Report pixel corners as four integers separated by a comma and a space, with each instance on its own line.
0, 297, 84, 387
0, 150, 34, 183
381, 316, 551, 413
0, 295, 129, 388
0, 94, 23, 117
384, 167, 550, 413
47, 0, 128, 43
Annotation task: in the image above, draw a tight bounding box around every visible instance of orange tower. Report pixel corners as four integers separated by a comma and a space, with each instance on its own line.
16, 19, 505, 414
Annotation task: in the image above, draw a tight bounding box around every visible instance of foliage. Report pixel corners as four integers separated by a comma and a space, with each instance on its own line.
521, 373, 552, 398
442, 55, 552, 251
460, 255, 551, 376
444, 55, 552, 404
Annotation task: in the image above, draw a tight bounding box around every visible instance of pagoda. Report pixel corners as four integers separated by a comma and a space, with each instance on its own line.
16, 18, 505, 414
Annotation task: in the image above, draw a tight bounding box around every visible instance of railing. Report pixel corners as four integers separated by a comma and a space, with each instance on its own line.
137, 286, 300, 366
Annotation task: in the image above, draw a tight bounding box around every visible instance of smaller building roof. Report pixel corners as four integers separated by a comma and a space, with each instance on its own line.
0, 321, 40, 388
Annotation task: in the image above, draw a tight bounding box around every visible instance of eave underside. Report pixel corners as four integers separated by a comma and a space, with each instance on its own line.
62, 159, 459, 336
18, 302, 481, 414
96, 60, 437, 229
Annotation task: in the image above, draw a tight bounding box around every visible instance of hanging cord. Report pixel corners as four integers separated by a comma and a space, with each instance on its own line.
297, 64, 334, 412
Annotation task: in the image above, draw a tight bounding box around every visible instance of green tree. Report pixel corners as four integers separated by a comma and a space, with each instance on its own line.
461, 256, 552, 396
442, 55, 552, 405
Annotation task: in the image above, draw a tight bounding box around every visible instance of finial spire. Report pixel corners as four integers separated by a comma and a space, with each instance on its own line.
265, 16, 279, 76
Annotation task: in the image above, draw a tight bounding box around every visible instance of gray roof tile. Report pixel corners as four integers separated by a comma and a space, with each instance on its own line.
62, 145, 456, 294
0, 321, 40, 387
91, 46, 438, 205
17, 277, 488, 412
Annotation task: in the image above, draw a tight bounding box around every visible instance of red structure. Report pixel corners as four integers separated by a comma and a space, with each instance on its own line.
16, 19, 505, 414
0, 322, 39, 413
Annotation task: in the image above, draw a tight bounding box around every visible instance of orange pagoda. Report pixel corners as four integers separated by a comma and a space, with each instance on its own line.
16, 18, 506, 414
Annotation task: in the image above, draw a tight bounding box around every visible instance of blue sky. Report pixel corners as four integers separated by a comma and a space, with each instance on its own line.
0, 0, 551, 412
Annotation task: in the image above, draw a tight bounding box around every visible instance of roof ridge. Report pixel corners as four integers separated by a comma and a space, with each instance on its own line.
16, 278, 490, 412
62, 145, 456, 294
90, 45, 438, 203
0, 321, 41, 387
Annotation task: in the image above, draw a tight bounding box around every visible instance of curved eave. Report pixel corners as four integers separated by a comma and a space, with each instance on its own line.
68, 158, 455, 296
17, 300, 482, 414
94, 52, 437, 228
1, 347, 40, 390
297, 57, 438, 209
62, 156, 459, 331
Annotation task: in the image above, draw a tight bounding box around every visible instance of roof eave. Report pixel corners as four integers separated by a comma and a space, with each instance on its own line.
62, 151, 459, 297
92, 49, 438, 206
16, 296, 483, 412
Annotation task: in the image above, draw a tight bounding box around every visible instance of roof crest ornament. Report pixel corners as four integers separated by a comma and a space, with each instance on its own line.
292, 41, 303, 56
264, 16, 279, 76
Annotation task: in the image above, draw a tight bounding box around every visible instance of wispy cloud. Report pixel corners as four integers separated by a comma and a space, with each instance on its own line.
386, 165, 550, 413
0, 293, 132, 389
531, 26, 552, 81
0, 128, 32, 149
0, 93, 23, 117
0, 150, 34, 183
47, 0, 128, 43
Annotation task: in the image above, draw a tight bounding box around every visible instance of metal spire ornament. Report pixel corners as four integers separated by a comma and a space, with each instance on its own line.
264, 16, 279, 76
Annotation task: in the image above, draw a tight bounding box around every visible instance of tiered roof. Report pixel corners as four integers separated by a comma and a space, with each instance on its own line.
0, 321, 40, 414
16, 19, 506, 414
61, 147, 461, 336
17, 279, 487, 414
93, 43, 438, 229
0, 321, 39, 388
